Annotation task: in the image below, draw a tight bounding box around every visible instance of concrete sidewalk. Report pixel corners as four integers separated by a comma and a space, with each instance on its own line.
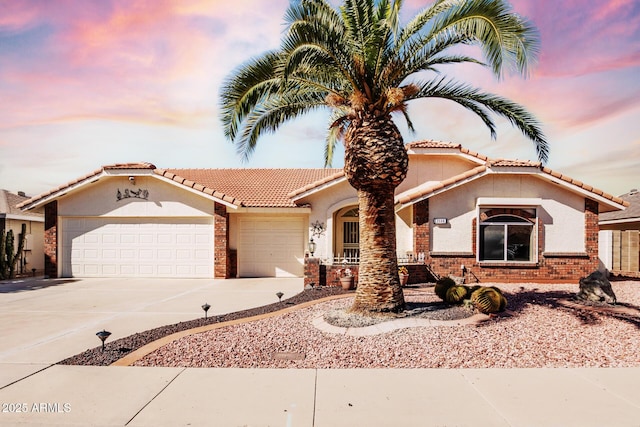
1, 277, 639, 426
0, 366, 638, 426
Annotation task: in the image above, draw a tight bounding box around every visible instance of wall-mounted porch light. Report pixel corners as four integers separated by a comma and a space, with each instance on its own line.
308, 238, 317, 257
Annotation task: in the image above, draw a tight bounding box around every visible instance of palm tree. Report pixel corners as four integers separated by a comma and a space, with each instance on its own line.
220, 0, 548, 314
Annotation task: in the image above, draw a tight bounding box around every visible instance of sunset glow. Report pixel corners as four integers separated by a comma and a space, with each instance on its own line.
1, 0, 639, 196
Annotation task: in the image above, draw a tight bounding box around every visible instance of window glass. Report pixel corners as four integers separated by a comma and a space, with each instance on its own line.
480, 225, 505, 260
507, 225, 532, 261
479, 210, 535, 262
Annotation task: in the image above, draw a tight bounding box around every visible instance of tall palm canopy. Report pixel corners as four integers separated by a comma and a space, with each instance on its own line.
220, 0, 548, 313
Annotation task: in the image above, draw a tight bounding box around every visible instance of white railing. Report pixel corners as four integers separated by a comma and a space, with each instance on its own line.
320, 252, 426, 266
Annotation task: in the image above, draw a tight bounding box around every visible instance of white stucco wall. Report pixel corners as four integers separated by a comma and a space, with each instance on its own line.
296, 180, 358, 259
398, 155, 477, 194
429, 174, 587, 254
57, 175, 217, 217
598, 230, 613, 272
395, 206, 414, 259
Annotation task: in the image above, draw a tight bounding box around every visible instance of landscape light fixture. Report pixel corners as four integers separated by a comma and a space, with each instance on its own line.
308, 238, 317, 257
96, 330, 111, 352
202, 303, 211, 318
276, 292, 284, 303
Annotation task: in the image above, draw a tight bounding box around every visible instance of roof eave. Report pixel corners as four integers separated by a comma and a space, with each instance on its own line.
289, 174, 347, 202
599, 217, 640, 226
152, 171, 242, 209
18, 170, 108, 211
395, 166, 488, 212
535, 170, 628, 212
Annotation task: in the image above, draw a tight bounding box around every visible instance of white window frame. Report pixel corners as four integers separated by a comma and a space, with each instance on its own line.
476, 199, 541, 264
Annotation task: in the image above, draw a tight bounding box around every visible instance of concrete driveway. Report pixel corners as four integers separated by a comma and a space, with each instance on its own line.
0, 276, 303, 386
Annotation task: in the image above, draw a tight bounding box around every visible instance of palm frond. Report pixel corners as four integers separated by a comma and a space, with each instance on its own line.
237, 91, 327, 161
413, 78, 548, 162
219, 51, 284, 142
429, 0, 539, 77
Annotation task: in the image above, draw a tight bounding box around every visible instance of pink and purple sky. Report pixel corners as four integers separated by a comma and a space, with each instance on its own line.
1, 0, 639, 197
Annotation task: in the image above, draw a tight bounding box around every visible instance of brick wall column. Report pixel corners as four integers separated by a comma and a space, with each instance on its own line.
44, 201, 58, 278
413, 199, 430, 259
213, 202, 230, 278
585, 198, 599, 272
304, 256, 320, 287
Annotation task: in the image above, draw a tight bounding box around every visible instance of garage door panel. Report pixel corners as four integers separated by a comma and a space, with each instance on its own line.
238, 217, 304, 278
62, 218, 214, 278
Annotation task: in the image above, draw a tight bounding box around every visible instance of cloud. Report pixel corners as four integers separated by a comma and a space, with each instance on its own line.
512, 0, 640, 78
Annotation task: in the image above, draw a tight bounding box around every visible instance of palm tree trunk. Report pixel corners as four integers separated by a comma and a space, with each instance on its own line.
350, 187, 405, 313
344, 113, 407, 313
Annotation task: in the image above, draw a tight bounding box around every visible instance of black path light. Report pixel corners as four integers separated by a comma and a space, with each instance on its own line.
202, 303, 211, 318
96, 330, 111, 352
276, 292, 284, 303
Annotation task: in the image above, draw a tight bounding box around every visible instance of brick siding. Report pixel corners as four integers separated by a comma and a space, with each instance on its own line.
413, 198, 600, 283
303, 257, 436, 287
44, 201, 58, 278
213, 202, 230, 278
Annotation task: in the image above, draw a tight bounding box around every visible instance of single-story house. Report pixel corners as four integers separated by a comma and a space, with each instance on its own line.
18, 141, 628, 283
1, 189, 44, 276
599, 189, 640, 277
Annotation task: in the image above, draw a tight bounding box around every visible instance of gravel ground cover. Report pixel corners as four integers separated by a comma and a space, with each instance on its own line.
134, 281, 640, 369
58, 286, 348, 366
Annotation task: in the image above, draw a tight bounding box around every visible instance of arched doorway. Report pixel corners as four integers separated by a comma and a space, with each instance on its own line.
334, 206, 359, 262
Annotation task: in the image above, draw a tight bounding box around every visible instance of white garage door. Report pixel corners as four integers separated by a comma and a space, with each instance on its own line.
61, 217, 214, 278
238, 217, 304, 277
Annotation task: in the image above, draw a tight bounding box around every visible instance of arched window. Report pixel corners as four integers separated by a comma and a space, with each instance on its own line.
334, 207, 359, 261
479, 209, 536, 262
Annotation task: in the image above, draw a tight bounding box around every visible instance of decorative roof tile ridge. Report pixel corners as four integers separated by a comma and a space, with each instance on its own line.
459, 147, 489, 161
17, 165, 106, 209
486, 158, 542, 167
539, 166, 628, 207
287, 170, 346, 198
406, 140, 462, 149
397, 165, 487, 205
103, 162, 156, 170
154, 169, 243, 206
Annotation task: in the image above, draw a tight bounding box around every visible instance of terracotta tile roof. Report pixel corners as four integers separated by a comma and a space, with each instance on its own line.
158, 168, 343, 208
396, 165, 488, 205
489, 159, 541, 167
405, 140, 626, 208
407, 140, 462, 149
104, 162, 157, 170
17, 163, 157, 210
600, 190, 640, 222
287, 170, 346, 199
407, 140, 489, 162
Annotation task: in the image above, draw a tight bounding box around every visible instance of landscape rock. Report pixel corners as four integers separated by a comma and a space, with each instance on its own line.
576, 270, 617, 304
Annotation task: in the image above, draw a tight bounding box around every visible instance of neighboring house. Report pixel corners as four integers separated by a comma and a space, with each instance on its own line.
1, 189, 44, 276
599, 189, 640, 277
18, 141, 628, 283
